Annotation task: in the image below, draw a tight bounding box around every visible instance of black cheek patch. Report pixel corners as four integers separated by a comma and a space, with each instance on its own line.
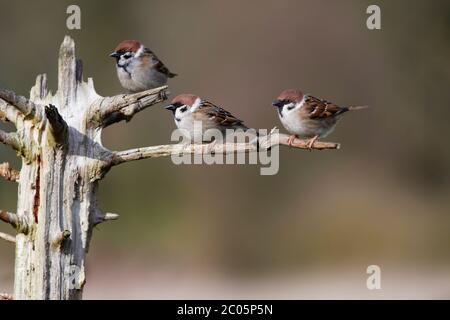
277, 107, 284, 118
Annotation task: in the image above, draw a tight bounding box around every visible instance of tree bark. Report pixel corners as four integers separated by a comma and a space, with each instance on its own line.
0, 36, 168, 299
13, 37, 101, 299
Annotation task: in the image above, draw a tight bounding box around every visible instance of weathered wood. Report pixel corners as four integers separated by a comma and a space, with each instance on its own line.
0, 99, 22, 124
0, 130, 20, 151
8, 36, 168, 300
91, 86, 168, 128
0, 210, 29, 233
0, 162, 20, 182
0, 232, 16, 243
93, 211, 120, 226
0, 293, 14, 300
111, 132, 340, 166
0, 89, 42, 121
44, 104, 68, 147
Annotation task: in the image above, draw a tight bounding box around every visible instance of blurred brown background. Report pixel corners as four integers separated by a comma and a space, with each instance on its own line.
1, 0, 449, 299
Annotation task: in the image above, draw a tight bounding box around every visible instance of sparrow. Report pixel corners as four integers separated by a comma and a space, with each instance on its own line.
165, 94, 249, 143
110, 40, 176, 93
272, 89, 368, 148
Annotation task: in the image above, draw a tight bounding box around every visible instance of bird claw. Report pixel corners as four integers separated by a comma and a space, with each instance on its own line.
287, 135, 298, 147
306, 135, 319, 151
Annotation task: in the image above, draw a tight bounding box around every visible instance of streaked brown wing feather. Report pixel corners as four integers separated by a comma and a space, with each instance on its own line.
303, 95, 348, 119
144, 48, 177, 78
199, 101, 245, 128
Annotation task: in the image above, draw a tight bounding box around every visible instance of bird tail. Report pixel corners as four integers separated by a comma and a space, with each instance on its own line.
348, 105, 370, 111
168, 72, 177, 78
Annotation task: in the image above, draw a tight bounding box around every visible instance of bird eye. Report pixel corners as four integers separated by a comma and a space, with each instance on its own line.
122, 52, 132, 59
287, 105, 295, 110
180, 106, 188, 113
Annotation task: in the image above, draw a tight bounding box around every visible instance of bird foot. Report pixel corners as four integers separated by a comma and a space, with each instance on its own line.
287, 135, 298, 146
306, 135, 319, 151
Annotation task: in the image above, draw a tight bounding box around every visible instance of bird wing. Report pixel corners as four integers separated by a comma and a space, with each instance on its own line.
302, 95, 348, 119
144, 48, 177, 78
199, 100, 246, 128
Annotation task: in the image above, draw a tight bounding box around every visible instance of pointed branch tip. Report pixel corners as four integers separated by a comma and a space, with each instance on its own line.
45, 104, 68, 146
104, 212, 119, 221
0, 232, 15, 244
93, 211, 119, 226
31, 74, 48, 100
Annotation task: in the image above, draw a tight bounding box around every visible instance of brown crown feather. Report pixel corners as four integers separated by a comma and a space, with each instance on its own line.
171, 94, 199, 106
114, 40, 142, 53
277, 89, 304, 103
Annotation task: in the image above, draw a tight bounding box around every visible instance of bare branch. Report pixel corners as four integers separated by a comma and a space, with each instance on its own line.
0, 162, 20, 182
104, 212, 119, 221
92, 86, 168, 128
0, 210, 19, 229
0, 105, 7, 122
0, 89, 42, 121
110, 133, 340, 166
0, 210, 30, 234
93, 211, 119, 226
45, 105, 68, 147
0, 129, 20, 151
0, 99, 22, 125
0, 231, 16, 243
272, 133, 340, 150
0, 293, 14, 300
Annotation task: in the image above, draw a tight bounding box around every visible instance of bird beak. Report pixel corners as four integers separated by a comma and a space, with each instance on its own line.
272, 100, 283, 108
109, 52, 120, 58
165, 104, 177, 111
